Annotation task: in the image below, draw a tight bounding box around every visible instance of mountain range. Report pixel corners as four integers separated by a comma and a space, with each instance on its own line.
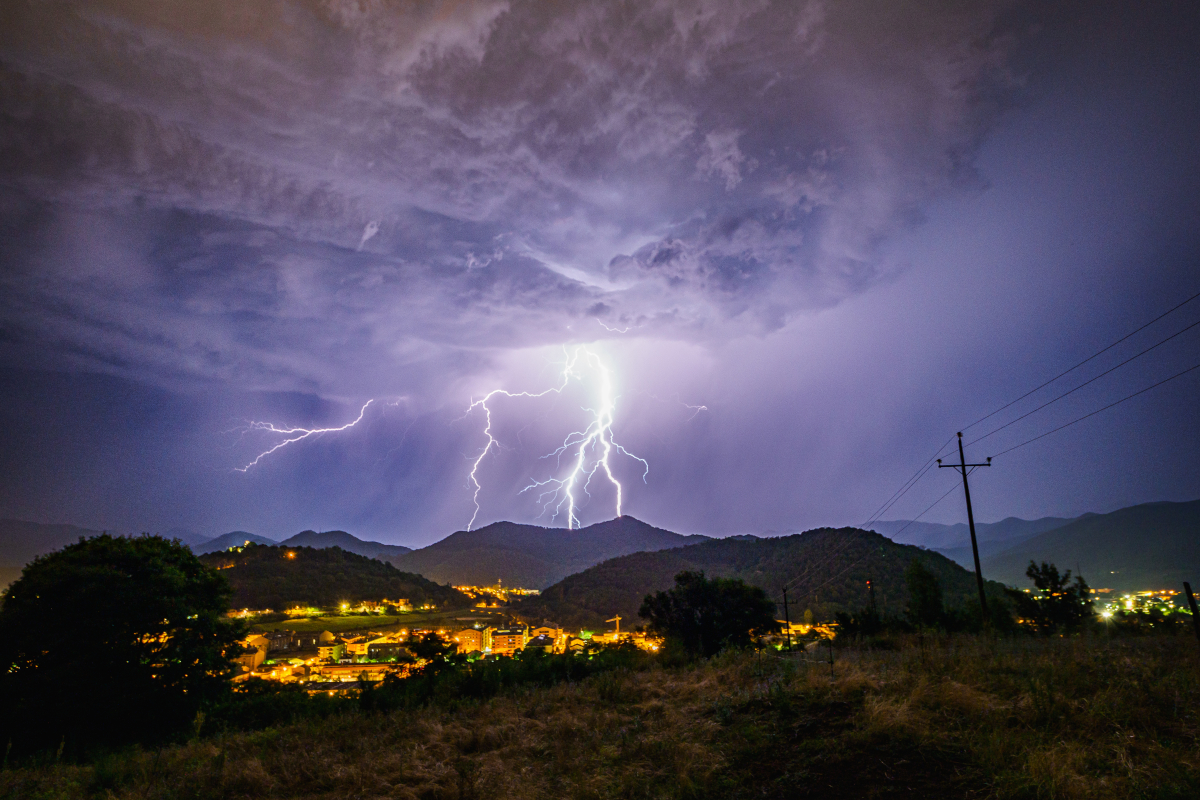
980, 500, 1200, 591
868, 516, 1078, 552
513, 527, 1009, 629
0, 521, 413, 588
192, 530, 413, 559
384, 516, 711, 589
3, 499, 1196, 597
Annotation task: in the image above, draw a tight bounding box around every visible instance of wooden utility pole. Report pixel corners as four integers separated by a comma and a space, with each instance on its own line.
782, 587, 792, 651
939, 432, 992, 622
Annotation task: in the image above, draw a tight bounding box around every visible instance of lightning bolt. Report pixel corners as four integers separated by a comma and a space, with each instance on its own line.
465, 346, 648, 531
596, 319, 640, 334
234, 400, 374, 472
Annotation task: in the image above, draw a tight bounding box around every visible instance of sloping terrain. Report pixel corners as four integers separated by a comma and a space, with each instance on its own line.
193, 531, 278, 554
515, 527, 1008, 629
982, 499, 1200, 590
387, 516, 710, 588
869, 515, 1076, 550
278, 529, 411, 559
199, 544, 468, 610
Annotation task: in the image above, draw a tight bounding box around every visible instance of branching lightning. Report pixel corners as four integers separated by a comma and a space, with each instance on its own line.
596, 319, 641, 334
234, 400, 374, 472
465, 346, 648, 531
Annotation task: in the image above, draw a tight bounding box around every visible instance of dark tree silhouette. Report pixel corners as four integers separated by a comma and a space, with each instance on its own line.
1006, 561, 1093, 634
0, 534, 245, 754
905, 559, 945, 629
639, 571, 780, 658
409, 632, 456, 663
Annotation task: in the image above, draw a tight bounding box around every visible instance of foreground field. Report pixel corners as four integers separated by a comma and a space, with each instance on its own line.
4, 636, 1198, 799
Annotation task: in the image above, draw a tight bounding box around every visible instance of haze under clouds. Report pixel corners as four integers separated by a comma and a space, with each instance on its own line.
1, 1, 1197, 544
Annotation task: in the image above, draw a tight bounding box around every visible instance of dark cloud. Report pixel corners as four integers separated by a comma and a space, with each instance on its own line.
1, 0, 1021, 394
2, 1, 1197, 539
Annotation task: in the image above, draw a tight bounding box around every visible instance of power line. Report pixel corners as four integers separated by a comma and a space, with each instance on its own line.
990, 359, 1200, 458
966, 316, 1200, 448
860, 435, 955, 528
787, 475, 959, 595
802, 481, 961, 601
962, 288, 1200, 432
884, 481, 960, 541
858, 287, 1200, 555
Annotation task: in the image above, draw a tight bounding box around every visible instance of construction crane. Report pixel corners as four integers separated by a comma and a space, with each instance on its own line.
607, 615, 622, 638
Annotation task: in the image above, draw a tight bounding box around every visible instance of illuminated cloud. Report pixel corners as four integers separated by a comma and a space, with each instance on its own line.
0, 0, 1020, 396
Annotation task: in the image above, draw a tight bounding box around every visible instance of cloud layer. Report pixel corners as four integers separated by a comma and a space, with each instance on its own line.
1, 0, 1021, 396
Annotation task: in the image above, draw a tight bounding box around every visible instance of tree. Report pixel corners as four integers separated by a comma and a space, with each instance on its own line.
639, 571, 780, 658
1006, 561, 1092, 634
409, 631, 457, 665
904, 559, 944, 629
0, 534, 245, 754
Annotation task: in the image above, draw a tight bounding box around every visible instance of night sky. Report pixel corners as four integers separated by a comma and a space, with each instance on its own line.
1, 1, 1197, 546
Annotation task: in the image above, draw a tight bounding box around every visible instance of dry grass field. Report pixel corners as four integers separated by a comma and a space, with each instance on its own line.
4, 635, 1198, 800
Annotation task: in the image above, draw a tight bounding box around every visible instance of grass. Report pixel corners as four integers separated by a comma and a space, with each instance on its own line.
3, 635, 1198, 799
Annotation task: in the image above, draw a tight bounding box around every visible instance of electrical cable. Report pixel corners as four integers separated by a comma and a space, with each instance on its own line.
883, 481, 961, 542
990, 359, 1200, 458
965, 316, 1200, 448
787, 474, 960, 594
800, 482, 961, 603
961, 288, 1200, 432
860, 435, 955, 528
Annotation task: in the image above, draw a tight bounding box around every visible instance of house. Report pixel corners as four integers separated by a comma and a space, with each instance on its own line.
237, 634, 269, 671
343, 635, 377, 660
453, 628, 489, 654
381, 598, 411, 612
530, 625, 564, 652
317, 639, 345, 662
525, 634, 554, 653
490, 626, 527, 655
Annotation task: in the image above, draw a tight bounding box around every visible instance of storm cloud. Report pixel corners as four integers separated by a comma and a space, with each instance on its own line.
2, 0, 1020, 395
2, 1, 1197, 540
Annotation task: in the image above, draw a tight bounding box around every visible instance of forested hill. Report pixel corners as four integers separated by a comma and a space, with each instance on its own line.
387, 516, 710, 588
982, 499, 1200, 591
199, 544, 468, 610
514, 527, 1009, 629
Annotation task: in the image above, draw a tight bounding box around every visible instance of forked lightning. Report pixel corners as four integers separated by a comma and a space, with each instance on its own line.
465, 346, 648, 531
234, 400, 374, 472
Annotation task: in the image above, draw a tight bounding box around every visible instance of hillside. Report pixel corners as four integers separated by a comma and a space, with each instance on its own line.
870, 515, 1076, 550
514, 527, 1008, 629
193, 531, 278, 554
982, 499, 1200, 591
387, 516, 710, 588
199, 544, 468, 610
278, 530, 411, 559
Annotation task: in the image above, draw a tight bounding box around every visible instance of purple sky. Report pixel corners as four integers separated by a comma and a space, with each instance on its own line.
1, 1, 1198, 546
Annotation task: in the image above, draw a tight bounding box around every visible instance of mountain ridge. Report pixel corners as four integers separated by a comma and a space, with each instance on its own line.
869, 516, 1077, 550
387, 516, 710, 588
277, 530, 412, 559
981, 499, 1200, 591
513, 526, 1010, 629
198, 544, 465, 610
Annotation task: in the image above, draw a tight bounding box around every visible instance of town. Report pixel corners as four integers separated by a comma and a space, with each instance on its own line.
235, 618, 666, 688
